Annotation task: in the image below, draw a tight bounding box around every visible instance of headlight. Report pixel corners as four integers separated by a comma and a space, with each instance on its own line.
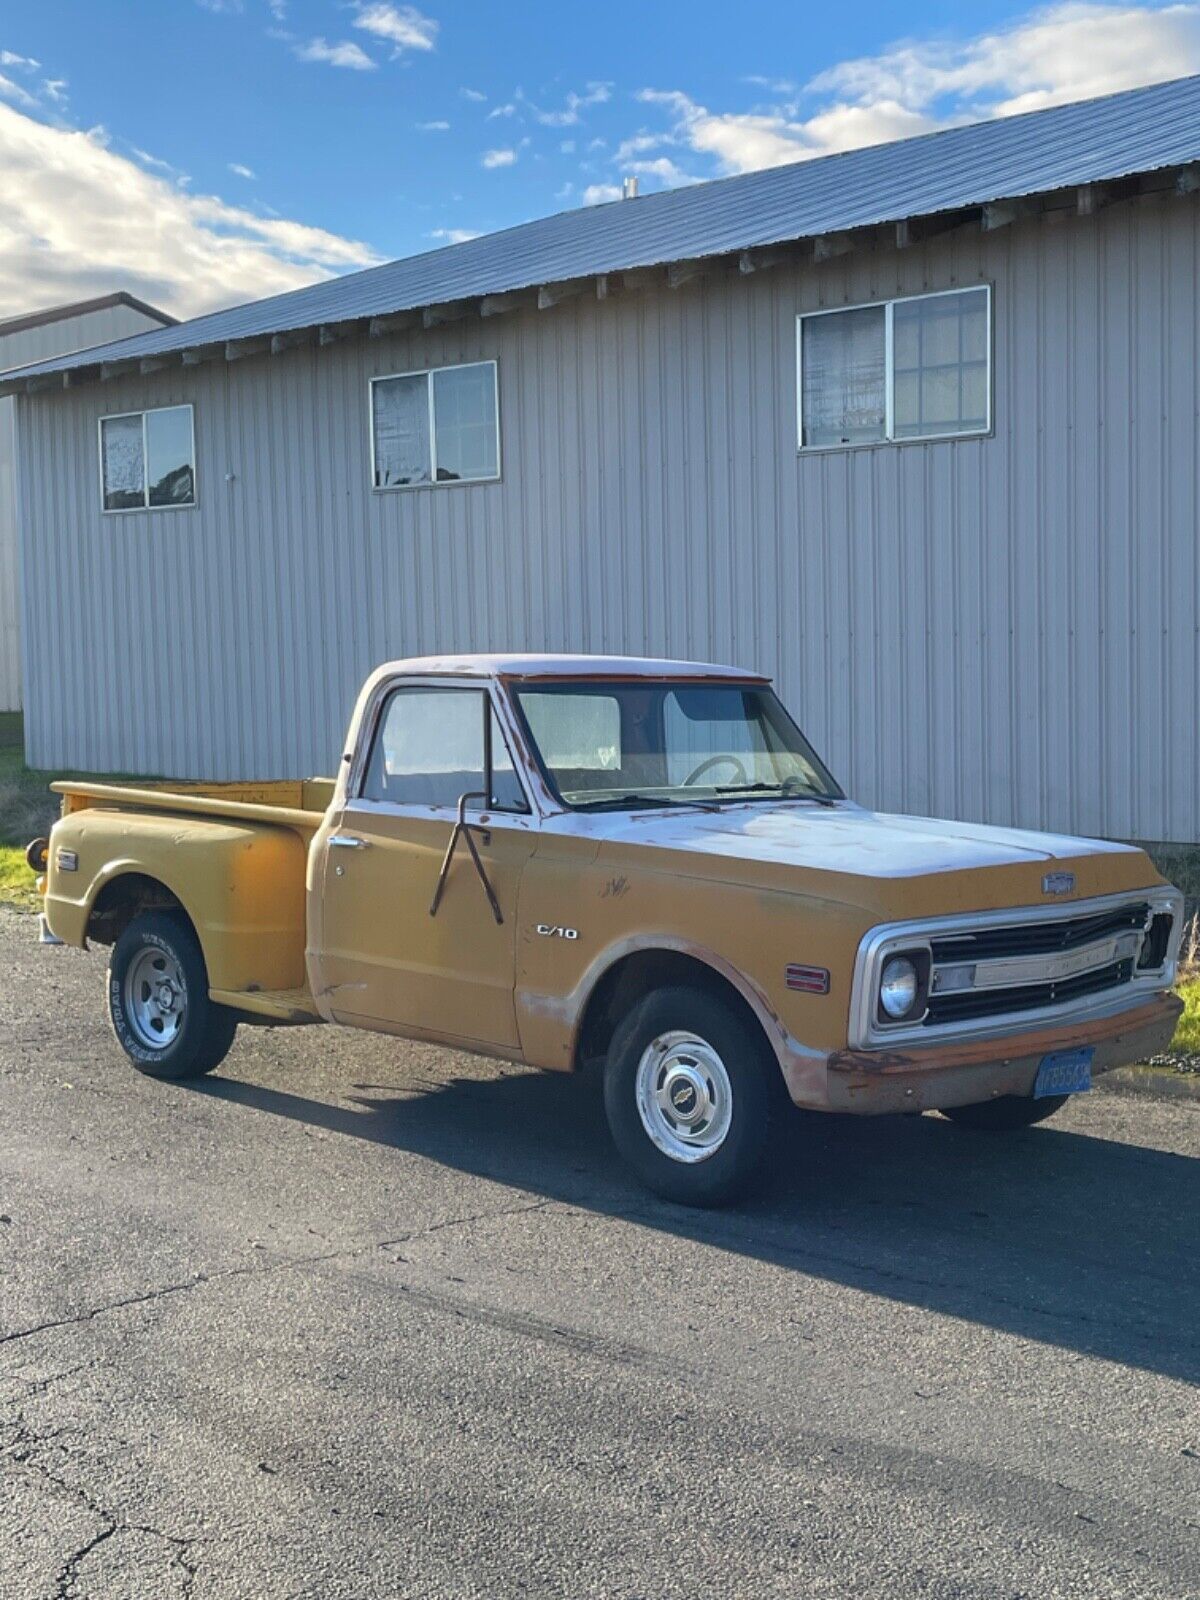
879, 955, 919, 1019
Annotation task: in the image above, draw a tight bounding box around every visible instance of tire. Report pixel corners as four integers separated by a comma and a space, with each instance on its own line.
108, 911, 238, 1080
602, 986, 779, 1207
939, 1093, 1068, 1131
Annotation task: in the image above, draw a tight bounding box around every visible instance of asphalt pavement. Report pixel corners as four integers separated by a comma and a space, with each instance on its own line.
1, 907, 1198, 1599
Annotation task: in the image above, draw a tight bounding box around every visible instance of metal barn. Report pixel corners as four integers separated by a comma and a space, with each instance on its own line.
4, 76, 1200, 844
0, 292, 174, 711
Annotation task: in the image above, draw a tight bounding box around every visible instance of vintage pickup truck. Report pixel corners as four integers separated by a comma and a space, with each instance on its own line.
30, 654, 1183, 1205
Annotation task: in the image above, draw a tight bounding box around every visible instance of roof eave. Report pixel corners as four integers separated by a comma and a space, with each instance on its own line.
2, 157, 1198, 401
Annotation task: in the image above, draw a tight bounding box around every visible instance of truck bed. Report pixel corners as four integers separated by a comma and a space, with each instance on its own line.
52, 777, 335, 834
43, 778, 335, 1017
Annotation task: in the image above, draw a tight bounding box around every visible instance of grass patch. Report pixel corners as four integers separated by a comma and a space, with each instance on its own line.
0, 712, 143, 910
0, 843, 38, 909
1170, 977, 1200, 1055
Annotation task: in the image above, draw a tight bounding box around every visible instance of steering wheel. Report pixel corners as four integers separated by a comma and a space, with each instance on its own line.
682, 753, 749, 788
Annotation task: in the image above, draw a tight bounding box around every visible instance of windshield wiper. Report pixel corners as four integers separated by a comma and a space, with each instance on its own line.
573, 793, 718, 813
713, 781, 839, 808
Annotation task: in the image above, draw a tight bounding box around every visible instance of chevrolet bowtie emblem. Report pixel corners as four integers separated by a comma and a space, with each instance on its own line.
1042, 872, 1076, 896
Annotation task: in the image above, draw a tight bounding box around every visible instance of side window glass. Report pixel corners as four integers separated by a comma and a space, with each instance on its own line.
363, 688, 484, 807
361, 688, 528, 812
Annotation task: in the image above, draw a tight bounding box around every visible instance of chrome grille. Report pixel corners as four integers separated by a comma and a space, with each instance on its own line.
929, 902, 1151, 965
925, 958, 1134, 1026
850, 888, 1181, 1049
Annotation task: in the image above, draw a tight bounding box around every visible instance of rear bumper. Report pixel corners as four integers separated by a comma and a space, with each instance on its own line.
817, 991, 1182, 1114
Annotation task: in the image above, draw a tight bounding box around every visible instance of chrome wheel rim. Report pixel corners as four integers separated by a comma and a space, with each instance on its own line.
634, 1031, 733, 1164
124, 945, 187, 1051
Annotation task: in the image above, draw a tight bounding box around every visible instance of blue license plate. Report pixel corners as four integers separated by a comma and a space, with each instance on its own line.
1034, 1047, 1093, 1098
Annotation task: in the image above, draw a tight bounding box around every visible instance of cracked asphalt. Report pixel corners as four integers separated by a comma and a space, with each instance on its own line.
1, 907, 1198, 1599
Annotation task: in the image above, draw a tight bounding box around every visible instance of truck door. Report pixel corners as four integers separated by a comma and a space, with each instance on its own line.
315, 683, 536, 1051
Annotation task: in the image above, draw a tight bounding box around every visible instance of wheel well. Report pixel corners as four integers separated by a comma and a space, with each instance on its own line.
85, 873, 185, 947
574, 949, 776, 1071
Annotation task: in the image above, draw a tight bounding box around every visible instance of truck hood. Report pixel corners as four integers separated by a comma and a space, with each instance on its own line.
589, 801, 1138, 881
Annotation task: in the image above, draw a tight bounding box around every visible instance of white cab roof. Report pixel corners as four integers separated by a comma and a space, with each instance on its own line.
375, 653, 770, 682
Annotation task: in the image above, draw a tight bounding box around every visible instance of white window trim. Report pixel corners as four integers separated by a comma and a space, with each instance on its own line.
369, 359, 501, 492
98, 404, 197, 514
796, 284, 993, 453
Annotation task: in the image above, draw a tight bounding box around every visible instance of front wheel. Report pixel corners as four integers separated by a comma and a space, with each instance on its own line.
939, 1093, 1068, 1131
602, 987, 778, 1206
108, 911, 238, 1080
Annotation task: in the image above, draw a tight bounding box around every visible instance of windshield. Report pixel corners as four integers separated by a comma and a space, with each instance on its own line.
514, 681, 843, 811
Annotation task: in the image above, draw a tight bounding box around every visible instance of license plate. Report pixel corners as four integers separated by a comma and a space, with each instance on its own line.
1033, 1047, 1093, 1098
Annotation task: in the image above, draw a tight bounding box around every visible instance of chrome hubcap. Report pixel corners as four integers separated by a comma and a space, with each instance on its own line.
124, 946, 187, 1050
634, 1031, 733, 1164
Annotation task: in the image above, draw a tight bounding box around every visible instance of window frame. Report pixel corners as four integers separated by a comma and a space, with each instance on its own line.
352, 679, 531, 817
796, 284, 992, 454
97, 403, 197, 515
510, 678, 844, 812
368, 358, 501, 492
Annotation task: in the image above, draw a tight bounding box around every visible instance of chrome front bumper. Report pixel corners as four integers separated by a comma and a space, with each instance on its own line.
824, 990, 1182, 1115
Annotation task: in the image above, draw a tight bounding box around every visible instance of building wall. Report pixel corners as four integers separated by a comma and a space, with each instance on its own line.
0, 301, 169, 711
14, 191, 1200, 841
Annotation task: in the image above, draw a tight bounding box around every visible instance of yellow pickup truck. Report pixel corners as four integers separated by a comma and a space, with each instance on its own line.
30, 654, 1183, 1205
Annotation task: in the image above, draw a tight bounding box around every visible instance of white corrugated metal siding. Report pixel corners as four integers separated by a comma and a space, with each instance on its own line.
0, 302, 169, 711
15, 193, 1200, 840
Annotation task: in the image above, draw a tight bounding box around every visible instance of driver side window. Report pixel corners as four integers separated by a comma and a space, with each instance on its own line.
361, 687, 527, 811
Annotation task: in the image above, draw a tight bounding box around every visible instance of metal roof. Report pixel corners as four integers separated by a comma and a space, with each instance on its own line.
8, 72, 1200, 390
0, 291, 175, 342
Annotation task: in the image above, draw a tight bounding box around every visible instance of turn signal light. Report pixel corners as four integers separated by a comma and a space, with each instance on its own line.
786, 964, 830, 994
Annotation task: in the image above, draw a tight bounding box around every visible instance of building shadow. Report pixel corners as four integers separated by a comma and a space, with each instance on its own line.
191, 1061, 1200, 1385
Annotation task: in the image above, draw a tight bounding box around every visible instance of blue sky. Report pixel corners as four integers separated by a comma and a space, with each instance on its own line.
2, 1, 1199, 318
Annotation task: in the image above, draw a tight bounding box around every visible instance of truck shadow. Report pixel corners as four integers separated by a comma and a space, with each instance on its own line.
193, 1063, 1200, 1386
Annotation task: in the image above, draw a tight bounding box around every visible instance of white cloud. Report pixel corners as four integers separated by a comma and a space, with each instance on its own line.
0, 72, 38, 109
0, 51, 39, 70
481, 146, 516, 168
429, 227, 481, 243
266, 0, 287, 18
534, 81, 611, 127
0, 100, 382, 320
559, 139, 575, 154
131, 145, 191, 186
626, 155, 698, 186
460, 86, 486, 102
809, 2, 1200, 117
417, 119, 450, 130
294, 37, 376, 70
488, 102, 517, 118
41, 78, 67, 104
615, 130, 670, 162
352, 4, 437, 55
228, 161, 256, 179
583, 182, 622, 204
633, 3, 1200, 179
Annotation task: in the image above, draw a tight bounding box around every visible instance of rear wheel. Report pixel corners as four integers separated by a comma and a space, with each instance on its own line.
602, 986, 778, 1206
939, 1093, 1068, 1131
108, 911, 237, 1080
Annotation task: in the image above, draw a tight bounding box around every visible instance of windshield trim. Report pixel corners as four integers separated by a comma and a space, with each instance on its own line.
509, 678, 844, 814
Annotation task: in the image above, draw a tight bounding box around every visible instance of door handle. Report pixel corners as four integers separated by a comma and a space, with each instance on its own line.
329, 834, 370, 849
